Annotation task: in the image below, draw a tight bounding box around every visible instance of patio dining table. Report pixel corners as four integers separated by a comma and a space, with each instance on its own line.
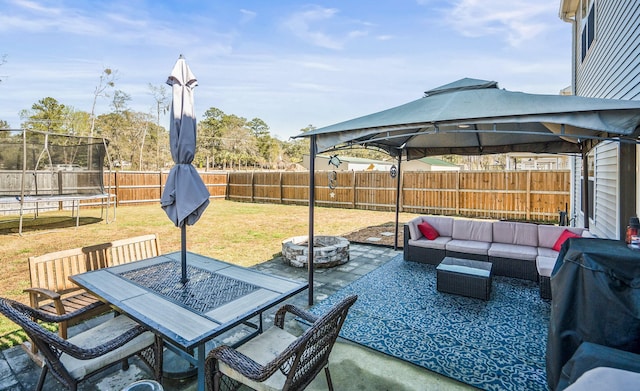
70, 251, 308, 391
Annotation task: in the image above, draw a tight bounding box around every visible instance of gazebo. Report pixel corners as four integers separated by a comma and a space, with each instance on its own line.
297, 78, 640, 304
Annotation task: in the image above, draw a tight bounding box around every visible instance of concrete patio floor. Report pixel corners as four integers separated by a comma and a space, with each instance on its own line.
0, 243, 475, 390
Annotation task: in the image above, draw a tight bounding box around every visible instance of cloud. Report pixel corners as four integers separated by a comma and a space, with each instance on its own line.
299, 61, 340, 71
0, 1, 233, 54
282, 5, 370, 50
289, 82, 334, 92
239, 8, 257, 24
439, 0, 558, 47
1, 0, 112, 35
283, 6, 343, 49
10, 0, 61, 14
376, 35, 394, 41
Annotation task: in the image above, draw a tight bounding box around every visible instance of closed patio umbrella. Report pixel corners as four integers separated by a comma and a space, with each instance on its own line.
161, 55, 210, 284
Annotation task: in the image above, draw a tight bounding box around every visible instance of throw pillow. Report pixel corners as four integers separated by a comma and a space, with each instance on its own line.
417, 221, 440, 240
552, 229, 581, 251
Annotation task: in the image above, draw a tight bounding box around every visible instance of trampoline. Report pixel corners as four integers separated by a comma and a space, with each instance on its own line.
0, 129, 116, 235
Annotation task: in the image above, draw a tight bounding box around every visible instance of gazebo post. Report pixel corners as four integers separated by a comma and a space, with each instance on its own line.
308, 135, 316, 306
582, 147, 590, 230
394, 150, 403, 251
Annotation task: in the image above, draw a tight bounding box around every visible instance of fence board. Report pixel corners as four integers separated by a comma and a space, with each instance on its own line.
281, 172, 308, 205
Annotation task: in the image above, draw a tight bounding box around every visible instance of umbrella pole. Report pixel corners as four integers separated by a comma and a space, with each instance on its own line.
181, 224, 188, 284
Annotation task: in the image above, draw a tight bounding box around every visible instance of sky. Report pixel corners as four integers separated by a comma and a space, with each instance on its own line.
0, 0, 572, 140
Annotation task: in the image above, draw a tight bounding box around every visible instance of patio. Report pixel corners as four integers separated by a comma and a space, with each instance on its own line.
0, 243, 473, 391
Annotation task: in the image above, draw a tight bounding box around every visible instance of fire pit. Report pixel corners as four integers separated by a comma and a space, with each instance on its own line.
281, 235, 350, 268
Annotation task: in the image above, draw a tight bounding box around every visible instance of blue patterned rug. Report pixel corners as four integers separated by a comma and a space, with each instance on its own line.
310, 255, 550, 391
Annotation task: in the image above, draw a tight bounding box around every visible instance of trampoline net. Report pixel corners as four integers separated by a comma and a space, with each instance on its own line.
0, 129, 108, 197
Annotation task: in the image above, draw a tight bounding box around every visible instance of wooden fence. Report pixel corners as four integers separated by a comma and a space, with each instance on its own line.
104, 171, 228, 206
1, 170, 568, 223
224, 170, 570, 223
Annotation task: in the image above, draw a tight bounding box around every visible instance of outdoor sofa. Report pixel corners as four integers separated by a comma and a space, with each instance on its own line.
403, 216, 592, 297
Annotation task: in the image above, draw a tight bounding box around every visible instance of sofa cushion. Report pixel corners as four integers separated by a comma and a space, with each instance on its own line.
452, 219, 493, 242
407, 217, 423, 240
408, 216, 454, 240
418, 221, 439, 240
488, 243, 538, 261
492, 221, 538, 247
538, 247, 559, 259
446, 239, 491, 255
408, 237, 451, 250
552, 229, 582, 251
538, 225, 585, 249
536, 256, 557, 277
423, 216, 454, 237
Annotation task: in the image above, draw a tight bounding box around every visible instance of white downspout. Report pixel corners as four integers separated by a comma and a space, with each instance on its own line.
560, 6, 581, 226
559, 10, 577, 95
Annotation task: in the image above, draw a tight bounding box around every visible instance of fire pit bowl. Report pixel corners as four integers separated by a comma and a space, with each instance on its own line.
281, 235, 350, 268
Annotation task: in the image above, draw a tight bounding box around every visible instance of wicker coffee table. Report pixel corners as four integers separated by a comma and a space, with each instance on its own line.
436, 256, 493, 300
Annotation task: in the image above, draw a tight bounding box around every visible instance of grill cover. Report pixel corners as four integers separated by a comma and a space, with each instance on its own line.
546, 238, 640, 390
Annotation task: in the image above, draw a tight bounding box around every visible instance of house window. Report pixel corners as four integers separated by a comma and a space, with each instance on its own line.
581, 1, 596, 62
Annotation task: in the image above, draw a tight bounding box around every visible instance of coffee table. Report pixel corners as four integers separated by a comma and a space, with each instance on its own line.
436, 256, 493, 300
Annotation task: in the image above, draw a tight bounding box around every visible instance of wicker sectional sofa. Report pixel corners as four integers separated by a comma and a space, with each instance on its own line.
403, 216, 591, 297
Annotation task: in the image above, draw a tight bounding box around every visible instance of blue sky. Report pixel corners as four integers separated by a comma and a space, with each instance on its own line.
0, 0, 571, 140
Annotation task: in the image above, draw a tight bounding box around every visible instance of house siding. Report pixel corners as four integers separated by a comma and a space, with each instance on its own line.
575, 0, 640, 99
565, 0, 640, 239
593, 142, 618, 238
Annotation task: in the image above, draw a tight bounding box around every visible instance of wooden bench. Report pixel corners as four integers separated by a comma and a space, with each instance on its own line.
23, 234, 161, 359
107, 234, 161, 267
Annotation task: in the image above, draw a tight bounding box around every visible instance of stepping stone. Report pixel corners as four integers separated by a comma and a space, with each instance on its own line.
380, 232, 394, 236
366, 237, 381, 242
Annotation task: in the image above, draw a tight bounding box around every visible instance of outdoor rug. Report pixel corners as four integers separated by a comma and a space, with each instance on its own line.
309, 255, 551, 391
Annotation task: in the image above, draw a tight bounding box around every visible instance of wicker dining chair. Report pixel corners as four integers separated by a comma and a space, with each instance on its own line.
0, 297, 163, 391
205, 294, 358, 391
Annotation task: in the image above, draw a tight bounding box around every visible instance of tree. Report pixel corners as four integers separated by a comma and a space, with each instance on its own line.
281, 125, 314, 164
147, 121, 170, 169
0, 54, 6, 84
248, 118, 278, 168
107, 91, 149, 169
219, 114, 257, 169
198, 108, 260, 170
0, 55, 8, 129
149, 83, 169, 125
66, 110, 91, 135
198, 107, 226, 169
96, 110, 155, 170
149, 83, 169, 169
111, 90, 131, 113
89, 68, 116, 137
21, 97, 70, 133
0, 125, 19, 169
198, 108, 261, 170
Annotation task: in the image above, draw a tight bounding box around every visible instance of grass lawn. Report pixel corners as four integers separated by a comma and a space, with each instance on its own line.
0, 199, 416, 336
